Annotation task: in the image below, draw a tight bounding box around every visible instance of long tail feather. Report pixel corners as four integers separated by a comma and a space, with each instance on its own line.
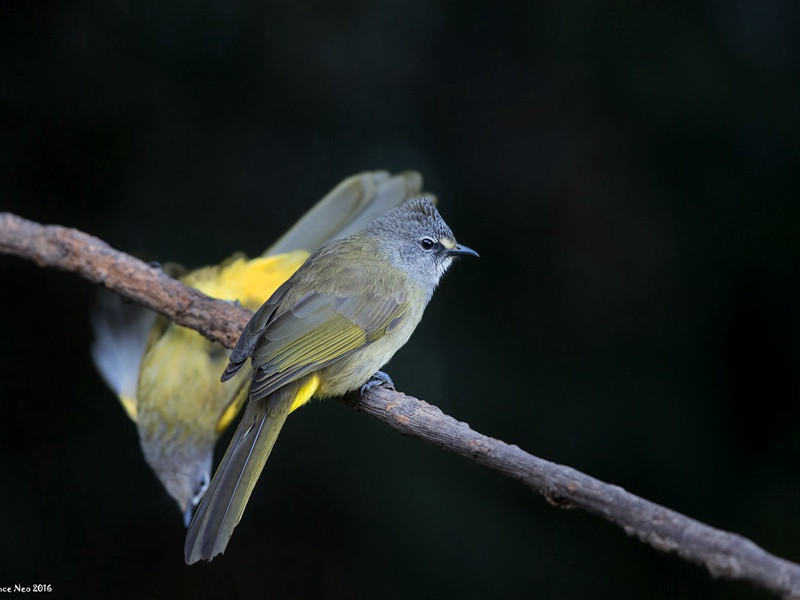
185, 376, 318, 563
264, 171, 424, 256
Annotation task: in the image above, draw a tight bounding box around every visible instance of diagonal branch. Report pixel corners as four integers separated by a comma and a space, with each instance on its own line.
2, 211, 799, 599
0, 212, 250, 347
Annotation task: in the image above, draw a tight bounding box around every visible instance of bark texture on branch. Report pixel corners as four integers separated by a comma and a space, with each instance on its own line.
2, 211, 800, 599
342, 389, 800, 599
0, 212, 249, 347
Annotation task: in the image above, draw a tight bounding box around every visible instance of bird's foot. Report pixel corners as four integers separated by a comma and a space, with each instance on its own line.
217, 298, 242, 307
361, 370, 395, 395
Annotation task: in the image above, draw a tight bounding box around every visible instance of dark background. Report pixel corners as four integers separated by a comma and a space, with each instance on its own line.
2, 1, 799, 598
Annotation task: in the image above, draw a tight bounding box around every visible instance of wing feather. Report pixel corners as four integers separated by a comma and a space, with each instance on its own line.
244, 291, 408, 402
221, 280, 294, 381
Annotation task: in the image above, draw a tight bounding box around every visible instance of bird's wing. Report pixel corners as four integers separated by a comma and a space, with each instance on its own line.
247, 288, 409, 401
220, 252, 410, 398
221, 278, 295, 381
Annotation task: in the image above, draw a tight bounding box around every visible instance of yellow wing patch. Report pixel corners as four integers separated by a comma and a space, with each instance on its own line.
269, 314, 366, 369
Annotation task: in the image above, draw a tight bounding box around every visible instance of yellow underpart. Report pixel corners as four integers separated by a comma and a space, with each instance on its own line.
138, 250, 310, 439
119, 395, 138, 421
139, 250, 315, 438
291, 374, 320, 412
215, 381, 250, 433
184, 251, 309, 309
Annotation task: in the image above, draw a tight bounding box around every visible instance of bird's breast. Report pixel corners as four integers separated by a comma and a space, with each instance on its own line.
315, 298, 425, 398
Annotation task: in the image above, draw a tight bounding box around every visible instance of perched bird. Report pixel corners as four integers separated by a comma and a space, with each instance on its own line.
185, 197, 477, 563
91, 171, 427, 525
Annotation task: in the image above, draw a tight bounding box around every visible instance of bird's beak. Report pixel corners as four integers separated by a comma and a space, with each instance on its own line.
183, 506, 194, 528
447, 244, 479, 258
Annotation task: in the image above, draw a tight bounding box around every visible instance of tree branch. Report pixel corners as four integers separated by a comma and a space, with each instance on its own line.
2, 211, 799, 599
0, 212, 248, 347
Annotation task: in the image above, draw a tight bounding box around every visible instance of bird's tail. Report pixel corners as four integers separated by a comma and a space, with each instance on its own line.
263, 170, 430, 256
184, 375, 319, 564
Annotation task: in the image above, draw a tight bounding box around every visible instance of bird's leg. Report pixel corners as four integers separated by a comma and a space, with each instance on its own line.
361, 370, 395, 395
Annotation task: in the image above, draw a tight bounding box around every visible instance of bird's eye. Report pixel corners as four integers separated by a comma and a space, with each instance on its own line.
419, 237, 436, 251
191, 473, 210, 506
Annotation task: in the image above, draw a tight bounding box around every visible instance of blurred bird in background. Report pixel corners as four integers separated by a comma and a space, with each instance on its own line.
90, 171, 429, 525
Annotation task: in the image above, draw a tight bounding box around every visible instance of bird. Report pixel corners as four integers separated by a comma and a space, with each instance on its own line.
90, 171, 428, 525
185, 197, 477, 563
